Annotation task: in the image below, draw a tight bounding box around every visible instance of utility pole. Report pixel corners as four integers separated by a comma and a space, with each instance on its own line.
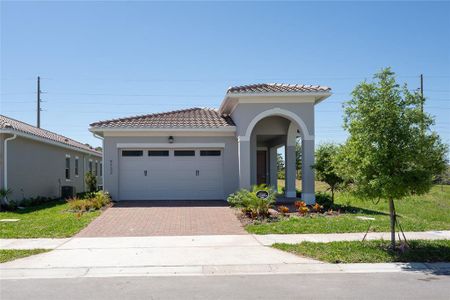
37, 76, 41, 128
419, 74, 425, 135
420, 74, 424, 114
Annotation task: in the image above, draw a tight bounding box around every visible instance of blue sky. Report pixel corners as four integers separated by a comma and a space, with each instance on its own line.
1, 1, 449, 148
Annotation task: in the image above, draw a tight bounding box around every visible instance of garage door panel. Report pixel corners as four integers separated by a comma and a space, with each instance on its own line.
119, 148, 224, 200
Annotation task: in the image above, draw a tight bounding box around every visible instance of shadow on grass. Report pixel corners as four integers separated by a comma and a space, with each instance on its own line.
2, 199, 67, 214
394, 241, 450, 263
334, 204, 389, 216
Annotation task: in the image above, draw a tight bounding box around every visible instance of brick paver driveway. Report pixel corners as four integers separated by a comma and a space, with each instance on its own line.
77, 201, 246, 237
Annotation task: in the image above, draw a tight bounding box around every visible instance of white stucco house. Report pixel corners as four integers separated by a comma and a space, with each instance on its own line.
0, 115, 103, 202
90, 83, 331, 204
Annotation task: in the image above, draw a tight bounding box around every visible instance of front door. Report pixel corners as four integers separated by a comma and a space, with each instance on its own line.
256, 150, 267, 185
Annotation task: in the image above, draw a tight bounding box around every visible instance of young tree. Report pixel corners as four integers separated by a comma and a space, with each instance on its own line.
295, 140, 302, 179
313, 143, 344, 203
337, 68, 448, 249
277, 153, 285, 179
85, 172, 97, 192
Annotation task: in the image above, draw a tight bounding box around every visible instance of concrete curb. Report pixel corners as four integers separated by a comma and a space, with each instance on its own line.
1, 262, 449, 280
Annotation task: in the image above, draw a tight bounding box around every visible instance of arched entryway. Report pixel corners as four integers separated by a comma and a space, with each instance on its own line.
237, 108, 315, 204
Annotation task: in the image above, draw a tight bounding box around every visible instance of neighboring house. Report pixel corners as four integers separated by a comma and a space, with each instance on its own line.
90, 83, 331, 204
0, 115, 102, 202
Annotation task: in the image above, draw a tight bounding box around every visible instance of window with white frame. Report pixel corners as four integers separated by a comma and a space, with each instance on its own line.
75, 157, 79, 176
89, 160, 93, 174
100, 162, 103, 177
65, 156, 71, 180
95, 161, 98, 176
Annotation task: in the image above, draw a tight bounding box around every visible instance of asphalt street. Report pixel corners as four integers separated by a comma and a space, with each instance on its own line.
1, 272, 449, 300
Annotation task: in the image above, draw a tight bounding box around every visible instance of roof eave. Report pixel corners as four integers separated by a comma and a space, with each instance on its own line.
219, 91, 333, 114
89, 126, 237, 133
0, 128, 102, 157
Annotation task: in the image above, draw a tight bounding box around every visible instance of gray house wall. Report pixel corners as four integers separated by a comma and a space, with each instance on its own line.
102, 135, 239, 200
1, 134, 102, 201
230, 100, 316, 202
231, 102, 314, 138
97, 97, 319, 202
0, 133, 5, 193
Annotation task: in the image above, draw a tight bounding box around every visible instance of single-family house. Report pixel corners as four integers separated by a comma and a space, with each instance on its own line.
0, 115, 103, 202
90, 83, 331, 204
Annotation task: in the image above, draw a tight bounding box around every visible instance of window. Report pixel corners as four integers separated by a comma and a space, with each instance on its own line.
122, 150, 143, 157
65, 157, 71, 180
89, 160, 93, 173
100, 163, 103, 177
95, 161, 98, 176
75, 157, 79, 176
148, 150, 169, 156
200, 150, 221, 156
174, 150, 195, 156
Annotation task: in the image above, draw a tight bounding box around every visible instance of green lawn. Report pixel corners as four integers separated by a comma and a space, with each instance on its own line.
246, 185, 450, 234
273, 240, 450, 263
0, 249, 50, 263
277, 179, 329, 193
0, 200, 101, 238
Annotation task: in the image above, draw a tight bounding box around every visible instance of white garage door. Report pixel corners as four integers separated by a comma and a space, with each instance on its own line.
119, 149, 224, 200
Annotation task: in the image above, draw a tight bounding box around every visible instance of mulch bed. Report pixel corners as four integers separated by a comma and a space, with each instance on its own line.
233, 206, 342, 226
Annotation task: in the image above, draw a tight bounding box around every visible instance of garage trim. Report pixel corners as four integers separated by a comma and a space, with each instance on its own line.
116, 143, 225, 149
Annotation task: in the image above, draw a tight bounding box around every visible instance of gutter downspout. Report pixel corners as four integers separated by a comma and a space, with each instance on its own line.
4, 134, 17, 191
92, 133, 104, 190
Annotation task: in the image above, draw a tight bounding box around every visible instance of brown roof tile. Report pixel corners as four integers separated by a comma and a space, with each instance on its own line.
227, 83, 331, 94
90, 107, 235, 129
0, 115, 101, 155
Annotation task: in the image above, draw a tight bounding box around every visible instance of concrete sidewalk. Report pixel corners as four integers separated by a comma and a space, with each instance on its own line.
255, 230, 450, 245
0, 235, 319, 279
2, 230, 449, 250
1, 233, 450, 279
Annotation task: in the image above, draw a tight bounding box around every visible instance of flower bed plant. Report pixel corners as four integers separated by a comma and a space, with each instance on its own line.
67, 191, 111, 213
227, 185, 276, 218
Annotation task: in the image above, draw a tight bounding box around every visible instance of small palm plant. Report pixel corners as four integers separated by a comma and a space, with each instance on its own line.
0, 188, 13, 210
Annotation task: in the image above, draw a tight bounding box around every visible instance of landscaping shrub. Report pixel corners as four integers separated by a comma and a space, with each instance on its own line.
67, 191, 111, 213
278, 205, 290, 215
227, 189, 251, 207
1, 194, 57, 211
76, 191, 97, 200
315, 192, 334, 209
228, 185, 276, 218
0, 188, 13, 210
85, 172, 97, 192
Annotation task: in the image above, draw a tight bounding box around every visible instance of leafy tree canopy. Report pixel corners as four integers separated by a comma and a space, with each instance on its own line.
337, 68, 448, 201
314, 143, 344, 202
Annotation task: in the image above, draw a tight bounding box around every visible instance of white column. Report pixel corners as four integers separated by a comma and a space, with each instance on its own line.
250, 133, 257, 186
238, 137, 251, 190
301, 138, 315, 204
269, 146, 278, 191
285, 143, 296, 198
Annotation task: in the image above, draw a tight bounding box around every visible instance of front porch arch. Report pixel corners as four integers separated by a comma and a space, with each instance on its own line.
241, 107, 314, 141
236, 107, 316, 204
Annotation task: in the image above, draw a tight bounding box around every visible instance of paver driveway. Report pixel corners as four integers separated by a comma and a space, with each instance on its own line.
77, 201, 246, 237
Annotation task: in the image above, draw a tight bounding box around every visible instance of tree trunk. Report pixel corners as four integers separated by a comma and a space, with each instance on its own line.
331, 187, 335, 204
388, 197, 396, 250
